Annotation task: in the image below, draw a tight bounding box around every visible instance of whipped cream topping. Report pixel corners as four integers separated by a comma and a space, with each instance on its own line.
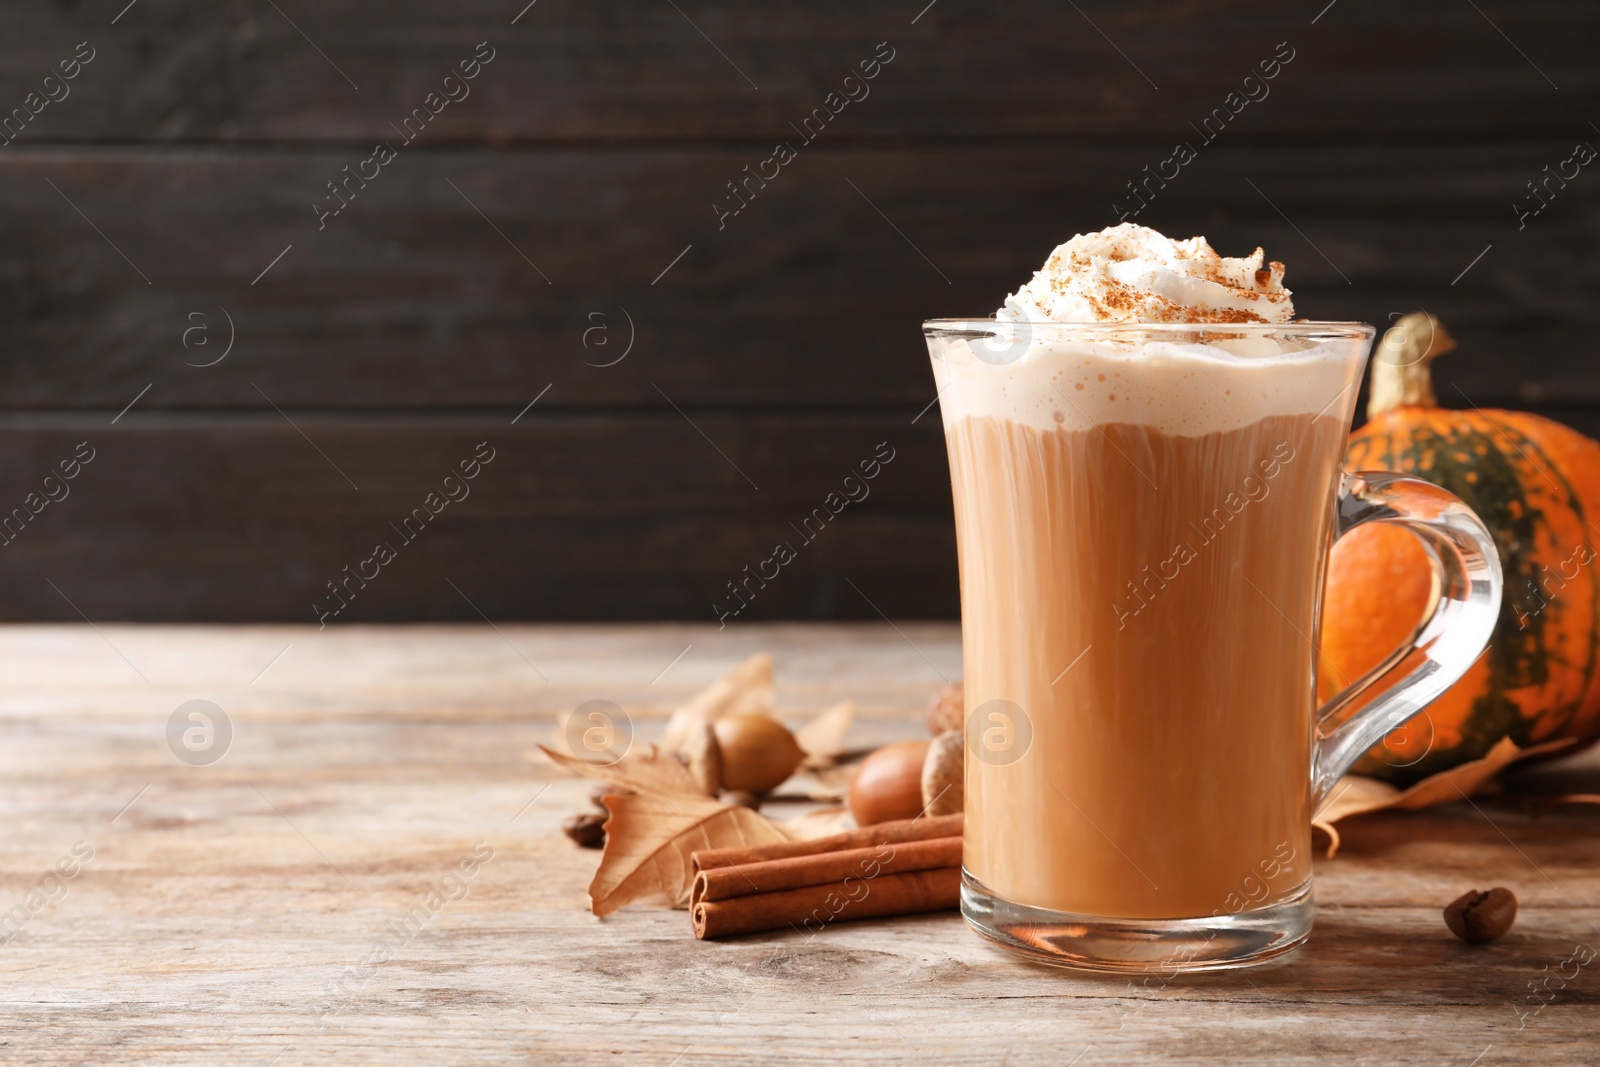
996, 224, 1295, 325
924, 225, 1366, 436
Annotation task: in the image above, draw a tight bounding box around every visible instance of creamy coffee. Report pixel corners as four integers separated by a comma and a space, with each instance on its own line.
946, 411, 1346, 917
935, 225, 1363, 920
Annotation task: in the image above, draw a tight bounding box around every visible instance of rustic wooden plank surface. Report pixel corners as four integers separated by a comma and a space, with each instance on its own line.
0, 1, 1591, 142
4, 134, 1596, 624
3, 140, 1597, 410
1, 623, 1596, 1065
0, 416, 952, 622
1, 2, 1598, 620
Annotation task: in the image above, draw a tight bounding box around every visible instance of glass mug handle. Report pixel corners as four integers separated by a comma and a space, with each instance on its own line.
1312, 470, 1504, 806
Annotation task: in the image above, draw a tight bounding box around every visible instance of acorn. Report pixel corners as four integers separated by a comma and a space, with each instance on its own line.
921, 730, 964, 816
849, 740, 931, 826
927, 680, 963, 736
712, 713, 805, 793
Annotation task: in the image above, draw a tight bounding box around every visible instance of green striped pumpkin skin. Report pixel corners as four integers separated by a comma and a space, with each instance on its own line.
1323, 407, 1600, 786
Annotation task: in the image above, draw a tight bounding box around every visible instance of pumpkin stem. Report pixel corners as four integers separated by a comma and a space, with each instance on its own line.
1368, 312, 1456, 420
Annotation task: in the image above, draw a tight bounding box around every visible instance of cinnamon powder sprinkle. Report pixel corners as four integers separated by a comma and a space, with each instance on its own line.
1092, 280, 1271, 324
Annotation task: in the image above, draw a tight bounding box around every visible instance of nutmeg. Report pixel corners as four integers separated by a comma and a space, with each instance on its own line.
849, 740, 931, 826
927, 680, 963, 736
562, 813, 606, 849
712, 713, 805, 793
921, 729, 963, 816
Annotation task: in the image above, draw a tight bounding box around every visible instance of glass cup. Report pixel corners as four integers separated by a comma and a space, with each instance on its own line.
924, 319, 1502, 971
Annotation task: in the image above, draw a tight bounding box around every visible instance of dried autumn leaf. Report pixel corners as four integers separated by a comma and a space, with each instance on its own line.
680, 721, 724, 795
536, 742, 708, 798
589, 791, 790, 915
794, 700, 856, 769
1312, 736, 1576, 856
660, 653, 774, 753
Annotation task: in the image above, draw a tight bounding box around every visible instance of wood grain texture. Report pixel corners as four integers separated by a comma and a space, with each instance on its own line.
0, 1, 1591, 142
0, 623, 1596, 1065
0, 416, 953, 622
0, 140, 1596, 410
0, 2, 1597, 620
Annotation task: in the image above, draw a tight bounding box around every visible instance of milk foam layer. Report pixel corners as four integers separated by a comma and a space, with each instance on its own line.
929, 332, 1361, 437
934, 225, 1360, 436
997, 224, 1294, 325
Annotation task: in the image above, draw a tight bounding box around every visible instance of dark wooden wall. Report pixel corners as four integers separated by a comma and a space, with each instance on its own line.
0, 1, 1595, 622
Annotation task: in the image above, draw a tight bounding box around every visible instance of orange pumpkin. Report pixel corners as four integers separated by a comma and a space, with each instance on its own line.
1320, 313, 1600, 785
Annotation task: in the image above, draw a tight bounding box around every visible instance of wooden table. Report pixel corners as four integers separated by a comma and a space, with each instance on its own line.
3, 623, 1597, 1065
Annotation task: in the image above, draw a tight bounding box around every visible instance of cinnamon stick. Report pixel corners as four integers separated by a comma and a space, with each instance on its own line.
692, 835, 963, 909
692, 812, 962, 872
693, 867, 960, 940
